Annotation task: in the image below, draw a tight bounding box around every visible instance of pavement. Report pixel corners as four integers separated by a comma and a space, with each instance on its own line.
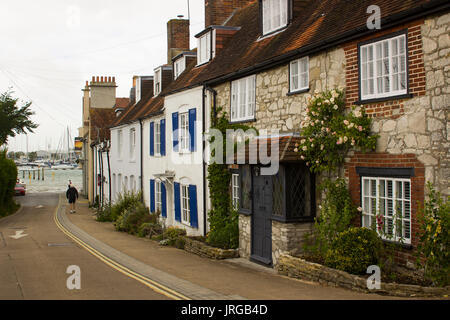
57, 194, 406, 300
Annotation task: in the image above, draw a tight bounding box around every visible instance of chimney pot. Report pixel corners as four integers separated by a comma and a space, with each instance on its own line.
101, 76, 104, 82
92, 76, 95, 82
96, 76, 99, 82
113, 77, 116, 82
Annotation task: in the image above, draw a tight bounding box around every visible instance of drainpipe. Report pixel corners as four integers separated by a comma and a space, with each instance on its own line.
139, 119, 144, 203
203, 85, 217, 237
106, 141, 112, 208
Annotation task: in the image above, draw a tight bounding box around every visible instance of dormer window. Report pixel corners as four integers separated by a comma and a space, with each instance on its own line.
262, 0, 289, 35
174, 57, 186, 80
154, 68, 161, 96
197, 31, 215, 65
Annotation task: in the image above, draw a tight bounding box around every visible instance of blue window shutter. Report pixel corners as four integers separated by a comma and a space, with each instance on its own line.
172, 112, 179, 152
150, 179, 155, 213
160, 119, 166, 156
161, 182, 167, 218
150, 122, 154, 156
189, 185, 198, 229
174, 182, 181, 222
188, 108, 196, 152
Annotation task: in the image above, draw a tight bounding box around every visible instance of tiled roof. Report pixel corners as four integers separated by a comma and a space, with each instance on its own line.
90, 108, 117, 142
163, 0, 446, 93
114, 97, 130, 110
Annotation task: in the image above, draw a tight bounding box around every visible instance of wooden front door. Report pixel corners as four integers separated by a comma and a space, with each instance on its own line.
251, 172, 273, 265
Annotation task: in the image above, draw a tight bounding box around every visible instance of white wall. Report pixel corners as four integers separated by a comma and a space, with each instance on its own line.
110, 121, 142, 203
143, 86, 206, 236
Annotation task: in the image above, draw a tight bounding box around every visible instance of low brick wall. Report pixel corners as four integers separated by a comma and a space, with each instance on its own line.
276, 255, 450, 298
182, 237, 240, 260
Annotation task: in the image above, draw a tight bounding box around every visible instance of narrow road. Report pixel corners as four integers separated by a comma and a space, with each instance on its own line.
0, 193, 168, 300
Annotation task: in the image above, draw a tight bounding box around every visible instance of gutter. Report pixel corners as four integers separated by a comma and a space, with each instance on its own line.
139, 118, 144, 203
205, 0, 450, 86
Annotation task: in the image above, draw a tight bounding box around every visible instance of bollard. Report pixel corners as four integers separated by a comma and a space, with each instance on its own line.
42, 167, 45, 181
33, 170, 35, 180
23, 170, 25, 179
38, 168, 40, 180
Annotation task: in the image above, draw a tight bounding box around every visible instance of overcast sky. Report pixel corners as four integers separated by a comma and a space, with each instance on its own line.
1, 0, 204, 153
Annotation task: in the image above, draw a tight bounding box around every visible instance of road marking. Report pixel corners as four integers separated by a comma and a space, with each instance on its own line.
53, 195, 190, 300
10, 230, 28, 240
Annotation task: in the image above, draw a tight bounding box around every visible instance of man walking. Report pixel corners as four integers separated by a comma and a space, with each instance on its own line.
66, 183, 79, 214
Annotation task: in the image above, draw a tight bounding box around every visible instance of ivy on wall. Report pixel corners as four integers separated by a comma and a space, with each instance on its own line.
206, 107, 256, 249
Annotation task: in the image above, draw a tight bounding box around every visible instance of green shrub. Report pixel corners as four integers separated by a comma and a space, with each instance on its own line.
174, 237, 186, 249
138, 222, 162, 238
416, 183, 449, 287
304, 178, 357, 255
160, 227, 186, 246
325, 227, 382, 275
96, 204, 114, 222
0, 150, 18, 217
110, 191, 142, 221
114, 202, 155, 235
206, 210, 239, 250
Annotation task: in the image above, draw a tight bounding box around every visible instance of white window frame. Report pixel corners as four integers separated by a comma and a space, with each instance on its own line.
129, 128, 136, 161
262, 0, 289, 35
232, 174, 240, 211
361, 177, 412, 244
155, 122, 161, 156
118, 174, 122, 194
290, 56, 309, 93
231, 75, 256, 122
155, 181, 162, 213
154, 68, 162, 96
197, 31, 211, 65
174, 57, 186, 80
360, 34, 408, 101
181, 184, 190, 225
179, 112, 190, 152
118, 130, 123, 159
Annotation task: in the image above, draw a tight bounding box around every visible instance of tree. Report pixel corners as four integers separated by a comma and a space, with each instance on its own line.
28, 152, 37, 162
0, 90, 38, 146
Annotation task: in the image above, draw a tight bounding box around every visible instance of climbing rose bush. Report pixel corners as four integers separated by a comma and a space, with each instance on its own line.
295, 89, 378, 173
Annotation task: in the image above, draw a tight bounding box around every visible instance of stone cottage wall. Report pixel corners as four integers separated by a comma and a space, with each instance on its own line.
214, 47, 347, 264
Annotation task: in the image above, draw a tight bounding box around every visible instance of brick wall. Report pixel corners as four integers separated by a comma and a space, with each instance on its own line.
205, 0, 255, 27
344, 19, 426, 119
345, 152, 425, 267
167, 19, 190, 64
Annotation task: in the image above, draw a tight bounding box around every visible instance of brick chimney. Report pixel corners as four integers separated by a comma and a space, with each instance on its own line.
205, 0, 254, 28
89, 76, 117, 109
167, 18, 190, 64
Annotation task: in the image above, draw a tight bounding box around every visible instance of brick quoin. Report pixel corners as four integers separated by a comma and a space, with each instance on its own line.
345, 153, 425, 267
344, 19, 426, 119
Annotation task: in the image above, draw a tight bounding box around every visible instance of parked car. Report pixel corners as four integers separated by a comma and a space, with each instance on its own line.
14, 183, 26, 196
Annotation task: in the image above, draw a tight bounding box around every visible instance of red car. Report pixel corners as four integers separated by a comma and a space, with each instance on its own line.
14, 183, 26, 196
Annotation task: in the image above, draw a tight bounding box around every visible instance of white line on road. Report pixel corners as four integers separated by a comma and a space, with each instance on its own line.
10, 230, 28, 240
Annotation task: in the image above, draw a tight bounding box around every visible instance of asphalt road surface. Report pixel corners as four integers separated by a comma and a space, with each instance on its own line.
0, 193, 168, 300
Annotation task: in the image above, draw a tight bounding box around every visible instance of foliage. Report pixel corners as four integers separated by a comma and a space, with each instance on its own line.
0, 90, 38, 146
28, 152, 37, 162
110, 191, 142, 221
114, 202, 154, 235
296, 89, 378, 173
207, 209, 239, 250
0, 150, 19, 217
159, 227, 187, 247
137, 222, 163, 238
95, 204, 114, 222
304, 178, 358, 255
415, 183, 449, 287
325, 227, 382, 275
206, 107, 255, 249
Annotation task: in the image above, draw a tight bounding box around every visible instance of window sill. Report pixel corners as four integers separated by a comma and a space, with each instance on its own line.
238, 209, 252, 216
381, 239, 413, 250
258, 25, 288, 41
287, 88, 310, 96
195, 61, 211, 68
356, 93, 413, 105
229, 118, 256, 125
